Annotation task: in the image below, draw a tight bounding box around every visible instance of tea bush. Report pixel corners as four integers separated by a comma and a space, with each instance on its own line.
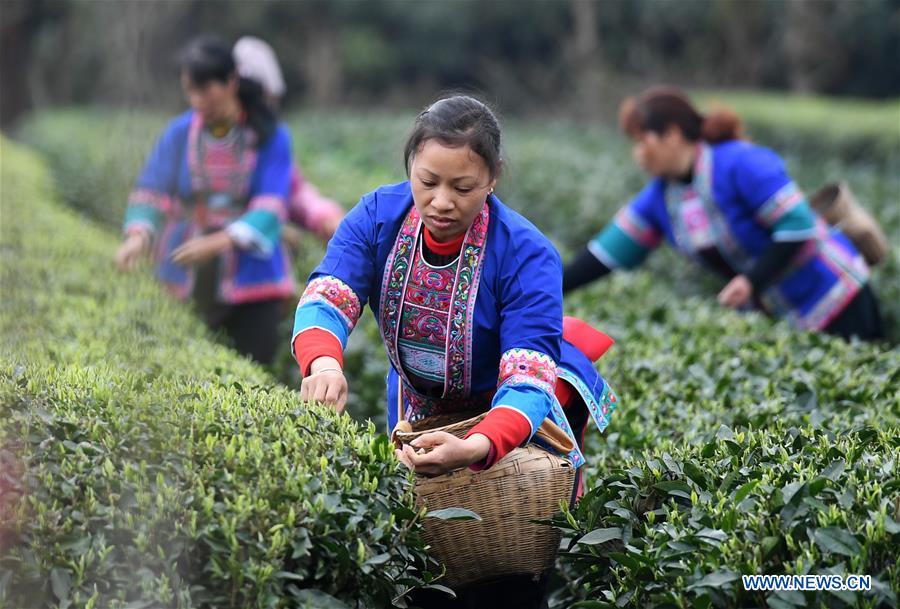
0, 138, 438, 609
552, 282, 900, 608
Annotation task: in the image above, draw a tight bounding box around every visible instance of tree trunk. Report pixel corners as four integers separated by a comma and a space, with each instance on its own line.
0, 0, 37, 127
785, 0, 845, 93
303, 16, 343, 107
568, 0, 604, 120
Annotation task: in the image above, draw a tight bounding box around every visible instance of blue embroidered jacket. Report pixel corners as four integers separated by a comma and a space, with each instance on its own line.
294, 182, 617, 467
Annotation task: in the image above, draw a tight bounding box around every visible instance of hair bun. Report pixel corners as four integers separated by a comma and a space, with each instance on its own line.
701, 108, 743, 143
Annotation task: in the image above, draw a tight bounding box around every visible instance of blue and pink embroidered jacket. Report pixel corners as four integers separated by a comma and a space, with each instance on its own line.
292, 182, 617, 469
589, 141, 869, 330
123, 110, 295, 304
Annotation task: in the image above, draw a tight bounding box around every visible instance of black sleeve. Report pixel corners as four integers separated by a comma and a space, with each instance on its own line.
563, 247, 613, 294
745, 240, 807, 293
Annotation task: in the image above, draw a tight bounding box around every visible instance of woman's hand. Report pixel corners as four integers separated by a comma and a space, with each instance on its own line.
300, 356, 349, 413
315, 214, 343, 242
394, 432, 492, 476
717, 274, 753, 309
281, 224, 304, 251
115, 231, 151, 272
171, 231, 233, 267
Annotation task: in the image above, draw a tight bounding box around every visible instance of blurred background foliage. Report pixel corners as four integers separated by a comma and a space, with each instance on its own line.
2, 0, 900, 128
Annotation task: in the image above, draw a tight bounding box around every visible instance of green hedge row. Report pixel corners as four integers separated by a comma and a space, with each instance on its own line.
693, 91, 900, 166
0, 138, 438, 608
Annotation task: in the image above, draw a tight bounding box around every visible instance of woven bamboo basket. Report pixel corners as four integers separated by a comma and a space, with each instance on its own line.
392, 412, 576, 587
810, 181, 889, 266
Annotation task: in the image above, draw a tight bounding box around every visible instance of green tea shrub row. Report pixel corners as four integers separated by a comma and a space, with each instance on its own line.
551, 282, 900, 608
0, 138, 437, 609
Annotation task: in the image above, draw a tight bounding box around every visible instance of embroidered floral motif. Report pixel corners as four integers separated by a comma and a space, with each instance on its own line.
398, 254, 455, 383
498, 348, 558, 394
380, 202, 490, 402
379, 209, 420, 369
556, 368, 618, 436
299, 276, 362, 331
678, 195, 716, 250
445, 208, 489, 399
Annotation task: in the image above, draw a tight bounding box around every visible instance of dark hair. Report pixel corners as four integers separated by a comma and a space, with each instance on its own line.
403, 95, 504, 179
178, 35, 277, 142
618, 86, 743, 144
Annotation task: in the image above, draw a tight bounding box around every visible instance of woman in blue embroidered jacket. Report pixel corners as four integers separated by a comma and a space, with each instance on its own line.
564, 87, 883, 341
292, 96, 616, 608
114, 36, 295, 363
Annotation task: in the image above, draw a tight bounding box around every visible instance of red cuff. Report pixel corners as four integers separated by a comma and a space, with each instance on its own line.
465, 408, 532, 470
293, 329, 343, 376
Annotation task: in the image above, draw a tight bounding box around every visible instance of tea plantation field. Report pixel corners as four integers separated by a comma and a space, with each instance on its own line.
2, 99, 898, 608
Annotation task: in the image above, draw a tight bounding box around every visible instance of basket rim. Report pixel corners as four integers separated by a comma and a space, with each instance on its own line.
392, 412, 575, 455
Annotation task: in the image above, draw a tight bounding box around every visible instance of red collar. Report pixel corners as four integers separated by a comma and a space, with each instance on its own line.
423, 228, 465, 256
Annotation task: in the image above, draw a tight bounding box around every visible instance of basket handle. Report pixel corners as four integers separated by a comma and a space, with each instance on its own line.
535, 419, 575, 453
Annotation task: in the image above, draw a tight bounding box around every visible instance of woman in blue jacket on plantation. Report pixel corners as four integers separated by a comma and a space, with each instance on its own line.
291, 95, 617, 608
114, 36, 295, 363
564, 86, 883, 341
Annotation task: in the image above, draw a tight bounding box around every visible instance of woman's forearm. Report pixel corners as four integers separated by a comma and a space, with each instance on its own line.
745, 239, 806, 292
563, 247, 613, 294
